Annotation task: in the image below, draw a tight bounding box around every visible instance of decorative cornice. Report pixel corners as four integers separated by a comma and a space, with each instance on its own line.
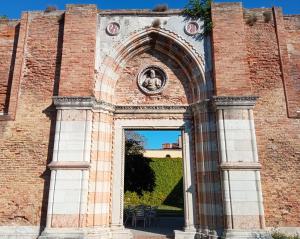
53, 96, 258, 113
53, 97, 192, 114
53, 96, 115, 112
93, 100, 115, 112
220, 162, 262, 171
53, 96, 95, 108
211, 96, 259, 109
98, 9, 183, 16
115, 105, 190, 114
48, 161, 91, 170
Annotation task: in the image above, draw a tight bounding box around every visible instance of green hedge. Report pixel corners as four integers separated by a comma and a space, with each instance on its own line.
272, 232, 300, 239
124, 157, 183, 208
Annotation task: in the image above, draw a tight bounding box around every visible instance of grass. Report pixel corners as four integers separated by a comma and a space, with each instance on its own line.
272, 232, 300, 239
157, 205, 183, 217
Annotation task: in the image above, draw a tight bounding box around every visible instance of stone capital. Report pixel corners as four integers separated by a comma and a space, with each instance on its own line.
53, 96, 115, 112
53, 96, 95, 109
48, 161, 91, 170
211, 96, 259, 110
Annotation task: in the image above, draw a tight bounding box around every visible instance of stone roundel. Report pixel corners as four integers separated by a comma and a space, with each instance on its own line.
184, 21, 200, 36
137, 66, 167, 95
106, 22, 120, 36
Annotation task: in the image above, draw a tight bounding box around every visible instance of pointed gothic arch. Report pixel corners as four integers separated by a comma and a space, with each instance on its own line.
96, 27, 208, 104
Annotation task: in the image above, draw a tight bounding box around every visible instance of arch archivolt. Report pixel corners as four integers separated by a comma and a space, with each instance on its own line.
95, 27, 208, 105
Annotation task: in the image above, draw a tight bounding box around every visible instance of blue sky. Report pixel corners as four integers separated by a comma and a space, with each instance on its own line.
1, 0, 299, 19
134, 130, 181, 150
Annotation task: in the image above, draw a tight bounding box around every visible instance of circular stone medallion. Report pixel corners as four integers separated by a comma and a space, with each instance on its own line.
184, 21, 200, 36
106, 22, 120, 36
137, 66, 167, 95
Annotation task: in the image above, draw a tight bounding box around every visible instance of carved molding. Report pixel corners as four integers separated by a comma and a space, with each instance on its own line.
112, 26, 205, 69
53, 96, 115, 112
93, 100, 115, 112
211, 96, 259, 109
220, 162, 262, 171
48, 161, 91, 170
54, 96, 260, 114
115, 105, 189, 114
53, 96, 193, 114
53, 96, 95, 108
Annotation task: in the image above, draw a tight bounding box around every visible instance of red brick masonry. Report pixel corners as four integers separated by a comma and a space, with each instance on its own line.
0, 2, 299, 229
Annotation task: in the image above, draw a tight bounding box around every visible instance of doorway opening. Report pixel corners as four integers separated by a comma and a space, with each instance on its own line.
123, 129, 184, 237
111, 118, 196, 238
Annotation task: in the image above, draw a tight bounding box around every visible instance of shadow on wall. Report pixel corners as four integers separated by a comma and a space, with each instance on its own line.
163, 177, 184, 208
4, 23, 20, 113
125, 156, 156, 196
39, 14, 65, 231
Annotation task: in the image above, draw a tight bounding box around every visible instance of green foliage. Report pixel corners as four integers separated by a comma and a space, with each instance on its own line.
153, 4, 168, 12
125, 131, 145, 155
124, 131, 154, 195
44, 6, 57, 13
183, 0, 213, 35
246, 13, 258, 26
263, 11, 272, 23
0, 15, 8, 20
272, 232, 300, 239
124, 157, 183, 208
152, 19, 161, 28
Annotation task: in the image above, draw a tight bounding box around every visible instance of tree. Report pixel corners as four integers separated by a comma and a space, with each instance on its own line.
183, 0, 213, 36
125, 131, 145, 156
0, 15, 8, 20
124, 131, 155, 196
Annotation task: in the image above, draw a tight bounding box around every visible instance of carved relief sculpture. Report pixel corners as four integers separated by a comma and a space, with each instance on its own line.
137, 66, 167, 94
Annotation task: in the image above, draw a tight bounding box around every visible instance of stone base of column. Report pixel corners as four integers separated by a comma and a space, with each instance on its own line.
174, 229, 197, 239
39, 227, 111, 239
222, 229, 273, 239
0, 226, 39, 239
110, 226, 133, 239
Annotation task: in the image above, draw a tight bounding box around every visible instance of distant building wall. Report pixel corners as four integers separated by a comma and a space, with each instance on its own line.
144, 149, 182, 158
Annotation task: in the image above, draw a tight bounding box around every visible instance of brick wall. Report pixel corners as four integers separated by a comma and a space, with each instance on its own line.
0, 11, 63, 226
211, 2, 251, 96
115, 50, 189, 105
283, 15, 300, 117
58, 4, 97, 97
0, 3, 299, 230
245, 9, 300, 227
211, 3, 300, 227
0, 20, 19, 113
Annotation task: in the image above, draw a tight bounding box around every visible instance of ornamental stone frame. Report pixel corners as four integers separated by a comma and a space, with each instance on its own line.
0, 4, 299, 239
39, 96, 272, 239
111, 118, 197, 239
40, 14, 270, 239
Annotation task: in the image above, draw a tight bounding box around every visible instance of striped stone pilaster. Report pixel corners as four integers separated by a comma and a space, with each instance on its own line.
41, 97, 93, 238
86, 110, 113, 227
192, 101, 223, 237
212, 96, 271, 239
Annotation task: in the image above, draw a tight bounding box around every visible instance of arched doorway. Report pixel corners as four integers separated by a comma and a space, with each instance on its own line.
41, 27, 224, 239
99, 27, 210, 238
